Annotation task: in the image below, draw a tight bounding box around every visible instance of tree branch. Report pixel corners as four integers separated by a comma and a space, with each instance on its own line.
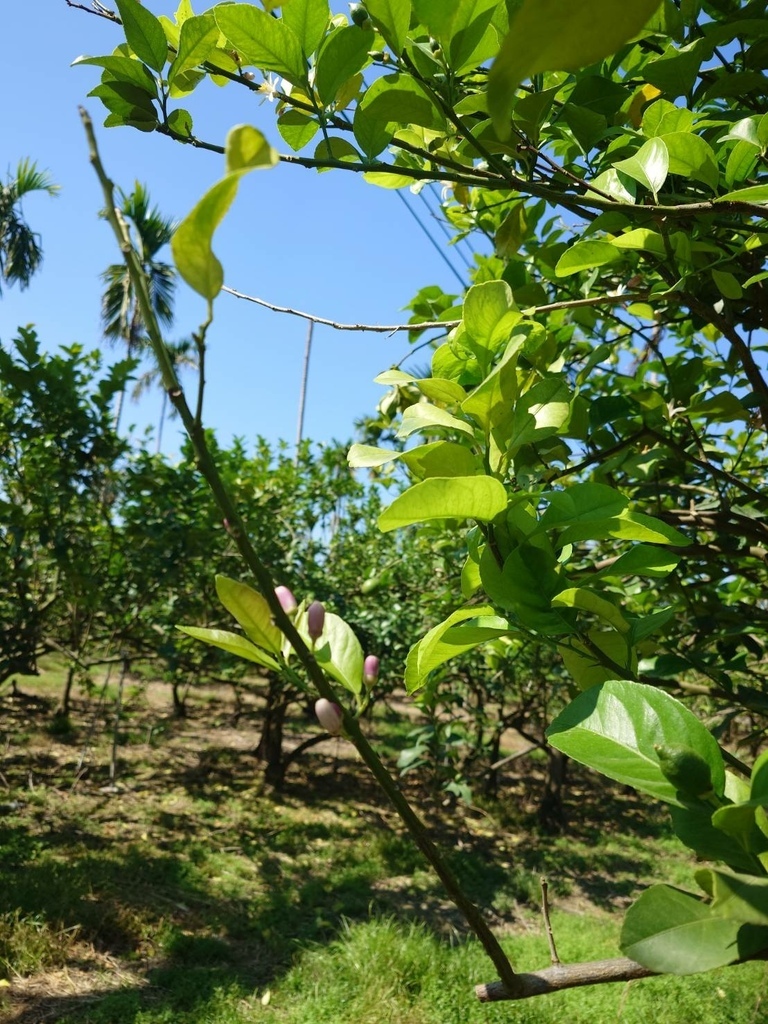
476, 957, 656, 1001
222, 286, 653, 333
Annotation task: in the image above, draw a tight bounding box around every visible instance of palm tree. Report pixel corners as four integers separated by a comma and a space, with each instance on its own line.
0, 159, 59, 293
100, 183, 177, 429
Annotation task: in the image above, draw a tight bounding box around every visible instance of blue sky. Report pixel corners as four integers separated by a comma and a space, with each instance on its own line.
1, 1, 471, 454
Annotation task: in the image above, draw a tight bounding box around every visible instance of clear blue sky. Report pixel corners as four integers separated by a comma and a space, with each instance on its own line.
1, 1, 472, 454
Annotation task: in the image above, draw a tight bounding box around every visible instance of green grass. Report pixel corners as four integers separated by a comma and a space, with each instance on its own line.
0, 684, 765, 1023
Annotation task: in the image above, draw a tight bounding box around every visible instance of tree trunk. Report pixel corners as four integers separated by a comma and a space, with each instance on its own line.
538, 748, 568, 833
56, 665, 76, 718
256, 675, 288, 789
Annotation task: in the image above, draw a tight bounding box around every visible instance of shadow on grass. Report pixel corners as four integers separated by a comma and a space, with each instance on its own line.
0, 712, 686, 1023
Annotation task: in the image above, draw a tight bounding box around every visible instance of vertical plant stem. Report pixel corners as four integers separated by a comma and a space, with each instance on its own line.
80, 107, 521, 998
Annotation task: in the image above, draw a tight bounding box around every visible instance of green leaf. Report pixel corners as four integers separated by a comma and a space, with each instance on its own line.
645, 40, 704, 97
114, 0, 169, 72
72, 54, 159, 97
717, 185, 768, 205
315, 26, 374, 106
662, 132, 719, 191
173, 125, 277, 298
347, 443, 402, 467
620, 885, 746, 974
176, 626, 280, 669
314, 137, 362, 168
706, 869, 768, 926
172, 175, 239, 299
558, 510, 689, 548
488, 0, 662, 137
396, 403, 475, 440
446, 0, 501, 76
552, 588, 630, 633
277, 109, 320, 150
546, 680, 726, 806
401, 441, 482, 478
282, 0, 330, 58
539, 482, 628, 529
168, 13, 219, 86
561, 630, 637, 691
611, 228, 667, 257
311, 611, 364, 694
215, 575, 283, 654
671, 802, 767, 875
555, 240, 623, 277
167, 107, 193, 138
613, 137, 669, 196
215, 4, 306, 85
365, 0, 411, 57
88, 81, 157, 120
404, 605, 511, 693
508, 376, 573, 451
355, 74, 444, 153
480, 543, 573, 634
463, 280, 517, 350
378, 476, 508, 532
225, 124, 279, 174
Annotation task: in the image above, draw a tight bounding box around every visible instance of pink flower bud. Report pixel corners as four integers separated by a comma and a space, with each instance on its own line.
274, 585, 298, 616
315, 698, 343, 735
307, 601, 325, 641
364, 654, 380, 686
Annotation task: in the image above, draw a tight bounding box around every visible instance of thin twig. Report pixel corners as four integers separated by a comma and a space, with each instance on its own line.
540, 877, 560, 965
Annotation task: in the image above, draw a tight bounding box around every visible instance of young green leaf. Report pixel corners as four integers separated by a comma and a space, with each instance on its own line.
378, 476, 507, 532
215, 575, 283, 654
176, 625, 280, 670
215, 4, 306, 85
114, 0, 169, 72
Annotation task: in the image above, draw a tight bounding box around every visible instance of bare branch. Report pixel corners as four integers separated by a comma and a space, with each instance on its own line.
222, 286, 653, 334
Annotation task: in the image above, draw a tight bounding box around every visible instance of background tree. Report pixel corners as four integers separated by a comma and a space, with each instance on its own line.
0, 159, 58, 293
100, 182, 177, 428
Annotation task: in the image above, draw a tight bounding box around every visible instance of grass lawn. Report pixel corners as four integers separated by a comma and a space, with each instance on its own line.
0, 667, 765, 1023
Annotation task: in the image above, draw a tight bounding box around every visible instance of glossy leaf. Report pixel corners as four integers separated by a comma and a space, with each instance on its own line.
546, 680, 726, 805
176, 626, 280, 670
282, 0, 330, 58
168, 13, 219, 86
114, 0, 169, 72
365, 0, 411, 57
555, 240, 623, 277
311, 611, 365, 694
315, 25, 374, 105
613, 137, 669, 196
662, 132, 719, 191
396, 402, 475, 440
215, 4, 306, 84
620, 885, 745, 974
404, 605, 511, 693
378, 476, 508, 532
72, 55, 159, 97
704, 869, 768, 926
215, 575, 283, 654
